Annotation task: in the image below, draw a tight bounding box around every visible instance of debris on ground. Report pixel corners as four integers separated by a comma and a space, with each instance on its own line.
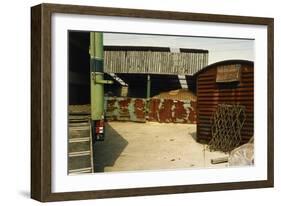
211, 157, 228, 164
228, 137, 254, 166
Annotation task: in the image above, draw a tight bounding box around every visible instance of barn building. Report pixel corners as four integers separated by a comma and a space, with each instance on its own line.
68, 32, 209, 104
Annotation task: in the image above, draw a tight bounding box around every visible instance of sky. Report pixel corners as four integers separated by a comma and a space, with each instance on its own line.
104, 33, 254, 65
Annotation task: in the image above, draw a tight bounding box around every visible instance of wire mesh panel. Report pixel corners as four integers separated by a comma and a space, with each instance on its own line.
208, 104, 246, 152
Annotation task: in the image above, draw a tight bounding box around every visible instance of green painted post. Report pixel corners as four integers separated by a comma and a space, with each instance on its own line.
89, 32, 113, 121
90, 32, 104, 120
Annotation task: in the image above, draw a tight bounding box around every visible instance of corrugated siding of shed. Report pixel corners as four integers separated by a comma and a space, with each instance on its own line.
104, 48, 208, 75
196, 62, 254, 144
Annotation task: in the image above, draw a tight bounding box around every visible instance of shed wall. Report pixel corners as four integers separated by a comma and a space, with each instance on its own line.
196, 61, 254, 144
104, 47, 208, 75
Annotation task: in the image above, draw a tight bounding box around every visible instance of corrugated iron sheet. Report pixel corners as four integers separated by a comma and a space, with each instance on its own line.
104, 48, 208, 75
148, 99, 197, 123
105, 97, 147, 122
105, 97, 197, 124
196, 60, 254, 144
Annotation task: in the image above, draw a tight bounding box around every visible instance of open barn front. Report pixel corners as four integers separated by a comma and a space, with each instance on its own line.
67, 31, 254, 174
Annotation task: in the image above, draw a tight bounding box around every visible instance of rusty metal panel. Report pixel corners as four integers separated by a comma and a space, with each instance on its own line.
216, 64, 241, 82
196, 60, 254, 144
148, 99, 197, 123
105, 97, 146, 122
105, 97, 196, 123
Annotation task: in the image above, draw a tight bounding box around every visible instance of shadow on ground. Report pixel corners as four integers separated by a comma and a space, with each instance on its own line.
94, 123, 128, 172
190, 131, 197, 142
190, 131, 209, 145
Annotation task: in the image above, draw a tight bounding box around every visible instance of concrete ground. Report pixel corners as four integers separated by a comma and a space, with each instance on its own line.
94, 122, 229, 173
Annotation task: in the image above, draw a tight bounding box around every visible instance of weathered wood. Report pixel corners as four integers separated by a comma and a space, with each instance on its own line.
104, 49, 208, 75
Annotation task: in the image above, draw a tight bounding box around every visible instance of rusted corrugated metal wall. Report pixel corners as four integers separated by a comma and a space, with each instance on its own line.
104, 46, 208, 75
196, 60, 254, 144
105, 97, 197, 124
148, 99, 196, 123
105, 97, 147, 122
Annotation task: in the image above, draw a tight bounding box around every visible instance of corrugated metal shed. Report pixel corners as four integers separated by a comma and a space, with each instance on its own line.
104, 46, 208, 75
196, 60, 254, 144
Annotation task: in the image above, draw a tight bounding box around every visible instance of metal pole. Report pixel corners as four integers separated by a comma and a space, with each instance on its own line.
89, 32, 113, 121
89, 32, 113, 168
90, 32, 104, 121
146, 74, 151, 119
89, 32, 113, 139
146, 74, 151, 99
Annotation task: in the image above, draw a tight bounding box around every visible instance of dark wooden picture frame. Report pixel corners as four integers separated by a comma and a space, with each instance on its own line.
31, 3, 274, 202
